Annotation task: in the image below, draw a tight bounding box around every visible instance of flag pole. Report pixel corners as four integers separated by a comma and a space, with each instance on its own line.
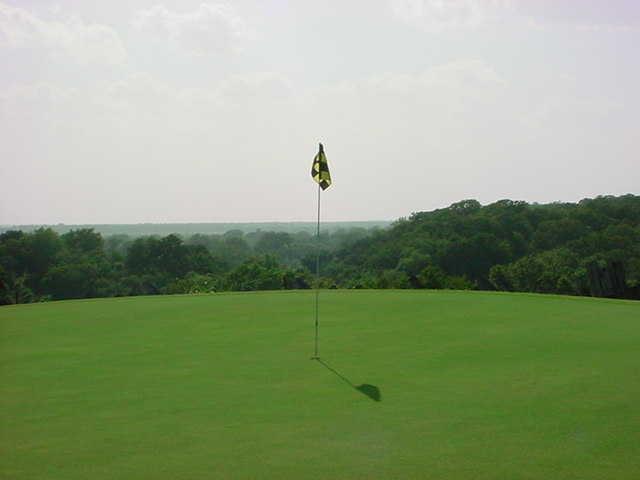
313, 181, 321, 359
311, 142, 330, 360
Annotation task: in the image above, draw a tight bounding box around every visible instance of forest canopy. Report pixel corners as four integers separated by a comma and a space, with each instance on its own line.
1, 195, 638, 305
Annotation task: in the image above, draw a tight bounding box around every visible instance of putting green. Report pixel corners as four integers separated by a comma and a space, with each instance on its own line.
1, 290, 639, 479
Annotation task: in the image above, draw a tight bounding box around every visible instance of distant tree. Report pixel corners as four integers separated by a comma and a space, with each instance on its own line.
104, 234, 132, 258
488, 264, 512, 291
25, 228, 63, 283
254, 232, 293, 263
125, 237, 161, 275
225, 256, 284, 291
449, 199, 482, 215
43, 262, 99, 300
281, 268, 311, 290
2, 194, 638, 302
186, 244, 227, 274
376, 270, 410, 289
440, 233, 510, 287
0, 269, 33, 305
396, 251, 431, 277
165, 272, 219, 294
61, 229, 103, 255
418, 265, 447, 289
220, 236, 252, 268
155, 234, 190, 277
531, 219, 587, 251
0, 231, 29, 278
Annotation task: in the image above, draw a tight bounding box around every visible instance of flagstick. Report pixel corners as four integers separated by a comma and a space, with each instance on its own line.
313, 182, 321, 359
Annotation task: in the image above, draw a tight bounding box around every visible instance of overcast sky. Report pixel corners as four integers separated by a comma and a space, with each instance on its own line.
1, 0, 638, 224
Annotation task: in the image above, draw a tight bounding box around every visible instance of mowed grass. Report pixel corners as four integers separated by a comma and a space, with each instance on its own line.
1, 290, 639, 479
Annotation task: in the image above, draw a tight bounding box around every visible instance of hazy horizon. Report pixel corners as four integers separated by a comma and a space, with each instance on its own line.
2, 0, 639, 224
0, 192, 637, 228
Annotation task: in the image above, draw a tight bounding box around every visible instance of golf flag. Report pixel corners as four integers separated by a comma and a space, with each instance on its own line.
311, 143, 332, 190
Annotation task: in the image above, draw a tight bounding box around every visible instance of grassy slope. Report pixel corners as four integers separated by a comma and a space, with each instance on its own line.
1, 291, 639, 479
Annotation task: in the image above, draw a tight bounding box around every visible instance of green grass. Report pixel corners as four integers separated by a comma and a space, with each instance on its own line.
1, 290, 639, 479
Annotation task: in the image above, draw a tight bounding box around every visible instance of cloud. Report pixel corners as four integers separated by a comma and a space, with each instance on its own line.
97, 71, 291, 112
0, 83, 76, 126
390, 0, 513, 31
0, 82, 74, 106
368, 59, 505, 92
312, 59, 505, 109
82, 61, 499, 137
391, 0, 640, 33
132, 3, 249, 55
0, 2, 126, 65
0, 59, 504, 141
0, 71, 293, 130
515, 0, 640, 32
217, 73, 292, 101
522, 95, 623, 129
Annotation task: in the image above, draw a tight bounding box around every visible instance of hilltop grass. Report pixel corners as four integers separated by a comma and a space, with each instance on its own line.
1, 290, 639, 479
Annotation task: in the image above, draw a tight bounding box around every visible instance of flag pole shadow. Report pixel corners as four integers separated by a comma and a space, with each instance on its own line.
313, 358, 381, 402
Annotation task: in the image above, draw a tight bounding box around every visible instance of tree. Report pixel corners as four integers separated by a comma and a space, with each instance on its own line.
0, 268, 33, 305
254, 232, 294, 264
25, 228, 63, 284
61, 229, 103, 255
125, 237, 160, 275
0, 231, 29, 271
43, 262, 99, 300
376, 270, 410, 289
418, 265, 447, 289
225, 256, 284, 291
165, 272, 219, 294
396, 251, 431, 277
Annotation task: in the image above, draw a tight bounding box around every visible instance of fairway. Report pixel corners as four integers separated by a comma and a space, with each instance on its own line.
1, 291, 639, 479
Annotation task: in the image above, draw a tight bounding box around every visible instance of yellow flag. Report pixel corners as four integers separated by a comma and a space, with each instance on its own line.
311, 143, 332, 190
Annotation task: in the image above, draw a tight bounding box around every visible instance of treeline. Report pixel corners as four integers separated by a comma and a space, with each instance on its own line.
0, 227, 375, 304
322, 195, 640, 296
0, 221, 391, 238
1, 195, 639, 305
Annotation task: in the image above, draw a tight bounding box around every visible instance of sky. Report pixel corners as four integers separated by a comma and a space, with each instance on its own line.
1, 0, 639, 224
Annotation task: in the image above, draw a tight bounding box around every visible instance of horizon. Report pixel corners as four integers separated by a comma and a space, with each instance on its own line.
1, 191, 637, 233
1, 191, 636, 228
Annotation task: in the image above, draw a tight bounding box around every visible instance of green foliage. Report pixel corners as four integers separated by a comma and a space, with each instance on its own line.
418, 265, 448, 289
488, 264, 512, 291
444, 275, 475, 290
1, 195, 639, 303
225, 256, 282, 291
489, 249, 581, 294
375, 270, 410, 289
396, 251, 431, 277
413, 265, 473, 290
24, 228, 63, 293
0, 221, 391, 237
43, 262, 100, 300
0, 269, 33, 304
61, 228, 103, 254
324, 194, 640, 297
164, 272, 219, 294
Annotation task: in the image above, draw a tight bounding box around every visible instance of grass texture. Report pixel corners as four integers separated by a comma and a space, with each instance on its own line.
1, 290, 639, 479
